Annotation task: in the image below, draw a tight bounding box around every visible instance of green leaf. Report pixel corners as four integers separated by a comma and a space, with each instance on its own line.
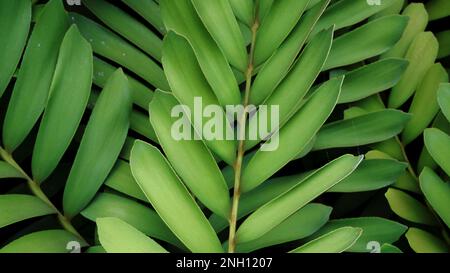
162, 32, 236, 165
92, 57, 153, 111
381, 243, 403, 253
0, 0, 31, 97
419, 168, 450, 228
290, 227, 362, 253
2, 0, 69, 152
71, 13, 169, 90
313, 109, 410, 150
382, 3, 428, 59
0, 194, 55, 228
31, 25, 93, 183
83, 0, 162, 61
237, 154, 363, 243
81, 192, 182, 248
388, 32, 439, 108
424, 128, 450, 177
437, 83, 450, 122
406, 228, 448, 253
210, 173, 308, 233
436, 30, 450, 59
161, 0, 240, 106
312, 217, 407, 252
130, 140, 223, 253
97, 217, 167, 253
385, 188, 437, 226
121, 0, 165, 34
241, 77, 343, 192
253, 0, 309, 66
229, 0, 253, 26
402, 64, 448, 145
0, 162, 24, 179
338, 58, 408, 103
329, 159, 407, 193
63, 69, 132, 218
312, 0, 397, 36
103, 160, 147, 203
250, 0, 330, 105
323, 15, 408, 70
0, 230, 87, 253
426, 0, 450, 21
85, 246, 106, 253
247, 26, 334, 146
149, 91, 230, 219
236, 204, 332, 253
192, 0, 247, 72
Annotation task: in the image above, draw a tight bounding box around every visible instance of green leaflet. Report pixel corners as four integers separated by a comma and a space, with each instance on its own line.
338, 58, 408, 103
382, 3, 428, 59
229, 0, 253, 26
149, 91, 230, 219
385, 188, 437, 226
81, 192, 182, 248
388, 32, 439, 108
83, 0, 162, 61
0, 194, 55, 228
92, 56, 153, 111
436, 31, 450, 59
426, 0, 450, 21
0, 0, 31, 97
71, 13, 169, 90
250, 0, 330, 105
63, 69, 131, 218
438, 83, 450, 122
121, 0, 165, 34
210, 173, 308, 233
312, 217, 407, 252
0, 230, 87, 253
418, 113, 450, 172
0, 161, 24, 179
290, 227, 362, 253
381, 244, 403, 253
235, 204, 332, 253
130, 111, 158, 143
192, 0, 247, 72
406, 228, 448, 253
130, 140, 223, 253
253, 0, 309, 66
85, 246, 106, 253
104, 160, 147, 203
329, 159, 407, 193
241, 77, 343, 192
419, 168, 450, 228
313, 109, 410, 150
2, 0, 69, 152
311, 0, 396, 37
161, 0, 240, 106
258, 0, 273, 23
246, 26, 334, 150
237, 154, 363, 243
323, 15, 408, 70
162, 32, 236, 165
402, 64, 448, 145
424, 128, 450, 177
97, 217, 167, 253
31, 26, 93, 183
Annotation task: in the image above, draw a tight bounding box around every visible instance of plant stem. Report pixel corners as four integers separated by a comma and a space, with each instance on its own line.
0, 146, 87, 244
228, 16, 259, 254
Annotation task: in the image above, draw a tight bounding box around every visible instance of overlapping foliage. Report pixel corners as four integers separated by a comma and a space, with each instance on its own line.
0, 0, 448, 253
